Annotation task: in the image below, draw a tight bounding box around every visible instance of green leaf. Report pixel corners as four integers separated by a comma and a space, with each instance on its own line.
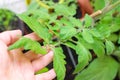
53, 47, 66, 80
101, 15, 113, 24
76, 36, 93, 49
27, 0, 40, 10
8, 37, 47, 54
105, 40, 115, 55
74, 42, 91, 73
76, 42, 91, 62
118, 36, 120, 44
35, 67, 49, 74
84, 14, 93, 27
118, 65, 120, 79
75, 56, 119, 80
60, 17, 73, 27
113, 49, 120, 61
64, 42, 76, 50
90, 29, 101, 38
22, 9, 50, 20
110, 24, 120, 33
74, 60, 89, 74
60, 26, 76, 40
69, 17, 82, 28
82, 29, 94, 43
96, 23, 111, 39
91, 0, 105, 11
92, 39, 105, 57
107, 33, 118, 42
18, 14, 52, 43
54, 4, 76, 16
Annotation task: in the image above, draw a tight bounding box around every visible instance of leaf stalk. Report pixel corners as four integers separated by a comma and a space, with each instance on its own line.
90, 0, 120, 19
59, 0, 64, 4
36, 0, 50, 9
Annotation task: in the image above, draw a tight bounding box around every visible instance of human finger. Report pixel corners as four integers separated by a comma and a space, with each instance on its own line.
9, 48, 24, 58
32, 51, 54, 72
9, 32, 42, 52
24, 32, 42, 41
0, 40, 10, 61
0, 30, 22, 46
24, 50, 43, 61
80, 6, 86, 17
78, 0, 93, 16
24, 45, 51, 61
35, 69, 56, 80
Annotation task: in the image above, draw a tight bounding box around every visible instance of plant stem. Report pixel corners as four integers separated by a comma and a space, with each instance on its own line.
59, 0, 64, 4
90, 0, 120, 19
69, 39, 77, 44
36, 0, 50, 9
102, 0, 120, 14
104, 0, 113, 7
66, 46, 76, 68
90, 10, 102, 18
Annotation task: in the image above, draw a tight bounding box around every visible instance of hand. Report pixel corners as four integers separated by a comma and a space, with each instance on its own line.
77, 0, 94, 17
0, 30, 56, 80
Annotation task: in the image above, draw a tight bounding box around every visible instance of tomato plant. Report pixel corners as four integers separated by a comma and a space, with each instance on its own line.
0, 9, 19, 32
8, 0, 120, 80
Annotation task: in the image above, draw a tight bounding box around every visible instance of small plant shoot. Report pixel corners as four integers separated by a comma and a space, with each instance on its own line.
8, 0, 120, 80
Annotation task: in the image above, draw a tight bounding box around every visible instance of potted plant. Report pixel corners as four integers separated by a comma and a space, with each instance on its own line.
8, 0, 120, 80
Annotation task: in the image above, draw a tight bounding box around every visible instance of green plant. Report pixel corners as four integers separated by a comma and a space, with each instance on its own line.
8, 0, 120, 80
0, 9, 18, 31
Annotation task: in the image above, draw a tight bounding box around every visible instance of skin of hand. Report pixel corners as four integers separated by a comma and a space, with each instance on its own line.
77, 0, 94, 17
0, 30, 56, 80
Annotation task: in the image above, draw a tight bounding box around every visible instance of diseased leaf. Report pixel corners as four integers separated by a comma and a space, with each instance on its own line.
82, 29, 94, 43
105, 40, 115, 55
69, 17, 82, 27
22, 9, 50, 20
53, 47, 66, 80
60, 17, 73, 27
60, 26, 76, 40
74, 42, 91, 73
18, 14, 52, 43
27, 2, 39, 10
55, 4, 76, 16
75, 56, 119, 80
8, 37, 47, 54
84, 14, 93, 27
